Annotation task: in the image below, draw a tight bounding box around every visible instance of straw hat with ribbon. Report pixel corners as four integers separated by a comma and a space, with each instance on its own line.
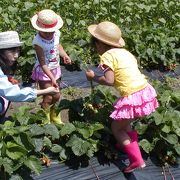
88, 21, 125, 47
0, 31, 23, 49
31, 9, 64, 32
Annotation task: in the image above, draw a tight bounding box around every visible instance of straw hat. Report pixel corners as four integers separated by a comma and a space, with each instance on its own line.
31, 9, 64, 32
0, 31, 23, 49
88, 21, 125, 47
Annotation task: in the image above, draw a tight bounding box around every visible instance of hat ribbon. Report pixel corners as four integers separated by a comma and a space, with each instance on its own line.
37, 19, 58, 28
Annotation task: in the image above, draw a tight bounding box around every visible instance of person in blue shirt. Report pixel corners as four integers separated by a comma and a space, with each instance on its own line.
0, 31, 59, 122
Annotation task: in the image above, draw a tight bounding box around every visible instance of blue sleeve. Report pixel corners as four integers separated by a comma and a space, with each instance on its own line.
0, 71, 37, 102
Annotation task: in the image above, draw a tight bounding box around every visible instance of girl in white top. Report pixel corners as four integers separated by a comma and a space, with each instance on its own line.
30, 9, 71, 124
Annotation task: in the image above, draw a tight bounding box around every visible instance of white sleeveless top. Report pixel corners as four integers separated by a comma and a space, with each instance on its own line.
32, 30, 61, 70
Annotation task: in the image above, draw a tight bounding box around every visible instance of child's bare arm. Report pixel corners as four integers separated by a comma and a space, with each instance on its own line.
86, 69, 114, 86
58, 44, 71, 64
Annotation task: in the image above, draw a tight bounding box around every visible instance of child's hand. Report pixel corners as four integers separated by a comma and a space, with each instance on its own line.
51, 79, 58, 88
86, 70, 95, 81
63, 55, 71, 64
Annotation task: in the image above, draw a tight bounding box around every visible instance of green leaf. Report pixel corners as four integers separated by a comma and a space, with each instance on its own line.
3, 120, 15, 128
166, 134, 178, 145
24, 155, 42, 175
32, 138, 43, 152
161, 125, 171, 133
175, 128, 180, 137
13, 133, 34, 151
139, 139, 153, 153
174, 144, 180, 155
13, 106, 31, 125
44, 124, 59, 140
135, 122, 148, 135
59, 149, 67, 160
7, 6, 18, 13
43, 136, 52, 148
91, 123, 104, 131
9, 174, 23, 180
30, 124, 45, 136
0, 157, 14, 174
152, 111, 163, 125
74, 2, 80, 9
77, 128, 93, 139
158, 18, 166, 24
146, 48, 153, 56
60, 123, 76, 136
6, 142, 28, 160
51, 144, 63, 153
66, 18, 72, 26
24, 2, 34, 9
66, 135, 91, 156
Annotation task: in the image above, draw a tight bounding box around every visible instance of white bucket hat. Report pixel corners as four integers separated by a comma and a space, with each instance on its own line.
0, 31, 23, 49
88, 21, 125, 48
31, 9, 64, 32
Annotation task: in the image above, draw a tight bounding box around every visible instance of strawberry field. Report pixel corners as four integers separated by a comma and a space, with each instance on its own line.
0, 0, 179, 179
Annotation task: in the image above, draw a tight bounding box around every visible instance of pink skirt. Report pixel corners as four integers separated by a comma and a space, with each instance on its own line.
31, 66, 61, 81
110, 84, 159, 121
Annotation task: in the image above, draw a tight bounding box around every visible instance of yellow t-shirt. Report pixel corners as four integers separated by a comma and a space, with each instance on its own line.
100, 48, 148, 96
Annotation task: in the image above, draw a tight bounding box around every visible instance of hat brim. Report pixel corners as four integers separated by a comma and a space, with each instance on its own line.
88, 24, 125, 48
31, 14, 64, 32
0, 42, 23, 49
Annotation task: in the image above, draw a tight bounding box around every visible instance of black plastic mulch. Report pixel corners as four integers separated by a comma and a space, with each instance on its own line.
33, 155, 180, 180
60, 65, 180, 89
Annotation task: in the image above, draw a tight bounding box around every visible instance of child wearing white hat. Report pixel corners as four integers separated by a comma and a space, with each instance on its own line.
85, 21, 159, 173
30, 9, 71, 124
0, 31, 59, 123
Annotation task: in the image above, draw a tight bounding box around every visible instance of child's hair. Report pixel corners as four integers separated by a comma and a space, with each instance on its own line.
90, 36, 98, 49
90, 36, 115, 55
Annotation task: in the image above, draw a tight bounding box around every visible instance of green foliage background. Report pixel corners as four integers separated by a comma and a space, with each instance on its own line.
0, 0, 179, 81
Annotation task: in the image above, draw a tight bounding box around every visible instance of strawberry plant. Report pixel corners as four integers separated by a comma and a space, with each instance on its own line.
134, 79, 180, 165
0, 104, 104, 178
58, 86, 120, 161
59, 82, 180, 165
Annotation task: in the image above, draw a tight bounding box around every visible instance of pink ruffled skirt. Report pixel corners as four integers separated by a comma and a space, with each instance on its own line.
31, 66, 61, 81
110, 84, 159, 121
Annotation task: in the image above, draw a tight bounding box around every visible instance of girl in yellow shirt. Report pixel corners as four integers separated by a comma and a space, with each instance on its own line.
85, 21, 159, 173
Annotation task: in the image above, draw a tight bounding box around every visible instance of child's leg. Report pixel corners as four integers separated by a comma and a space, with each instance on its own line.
50, 92, 63, 124
111, 120, 132, 146
115, 123, 138, 149
38, 80, 53, 123
111, 120, 145, 173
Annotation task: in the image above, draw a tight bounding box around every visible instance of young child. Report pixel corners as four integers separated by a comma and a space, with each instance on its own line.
30, 9, 71, 124
0, 31, 59, 122
85, 21, 159, 173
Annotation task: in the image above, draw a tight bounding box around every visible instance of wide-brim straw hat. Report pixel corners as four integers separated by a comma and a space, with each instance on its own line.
88, 21, 125, 47
31, 9, 64, 32
0, 31, 23, 49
